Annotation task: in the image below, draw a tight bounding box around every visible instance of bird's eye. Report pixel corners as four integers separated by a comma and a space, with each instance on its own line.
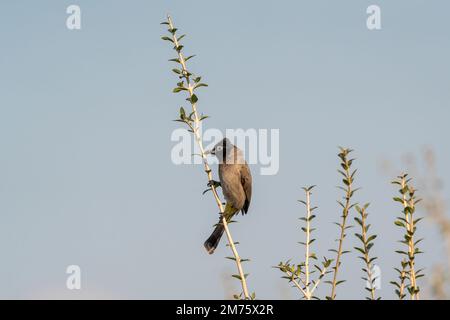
216, 146, 223, 151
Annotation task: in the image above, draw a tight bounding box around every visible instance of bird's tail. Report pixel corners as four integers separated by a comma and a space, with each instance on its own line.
204, 203, 238, 254
204, 220, 225, 255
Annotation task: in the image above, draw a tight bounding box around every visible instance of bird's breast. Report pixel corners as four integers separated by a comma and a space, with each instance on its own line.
219, 164, 246, 210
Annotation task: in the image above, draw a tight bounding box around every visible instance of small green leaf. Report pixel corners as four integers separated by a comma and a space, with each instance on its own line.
173, 87, 187, 93
394, 221, 405, 227
194, 83, 209, 89
161, 36, 174, 42
190, 94, 198, 104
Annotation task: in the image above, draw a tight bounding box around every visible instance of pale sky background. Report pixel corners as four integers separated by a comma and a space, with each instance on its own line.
0, 0, 449, 299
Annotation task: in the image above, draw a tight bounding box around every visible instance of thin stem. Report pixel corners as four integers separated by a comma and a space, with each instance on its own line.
393, 174, 422, 300
284, 270, 308, 298
360, 208, 376, 300
310, 266, 328, 296
398, 260, 408, 300
277, 187, 332, 300
329, 149, 355, 300
296, 271, 308, 289
330, 202, 350, 299
304, 189, 312, 299
166, 16, 250, 299
400, 178, 418, 300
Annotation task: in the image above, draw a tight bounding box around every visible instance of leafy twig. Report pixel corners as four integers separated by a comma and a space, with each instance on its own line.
392, 174, 423, 300
162, 15, 251, 299
276, 186, 332, 300
391, 259, 408, 300
354, 203, 379, 300
327, 148, 358, 300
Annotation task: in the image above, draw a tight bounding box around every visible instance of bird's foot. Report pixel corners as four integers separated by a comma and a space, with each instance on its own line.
207, 180, 221, 188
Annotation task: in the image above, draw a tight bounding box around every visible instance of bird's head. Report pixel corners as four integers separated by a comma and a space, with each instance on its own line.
207, 138, 233, 163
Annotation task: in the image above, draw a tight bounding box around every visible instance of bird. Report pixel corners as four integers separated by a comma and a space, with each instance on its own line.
204, 138, 252, 254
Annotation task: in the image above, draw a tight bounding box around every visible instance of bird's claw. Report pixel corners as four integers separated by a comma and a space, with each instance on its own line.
207, 180, 221, 188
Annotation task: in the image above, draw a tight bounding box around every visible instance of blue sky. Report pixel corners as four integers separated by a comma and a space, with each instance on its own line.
0, 0, 449, 299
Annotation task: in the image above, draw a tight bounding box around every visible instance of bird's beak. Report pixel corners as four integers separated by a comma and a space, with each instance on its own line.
205, 149, 215, 155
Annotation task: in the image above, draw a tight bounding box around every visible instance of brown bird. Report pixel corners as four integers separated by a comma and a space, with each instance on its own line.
204, 138, 252, 254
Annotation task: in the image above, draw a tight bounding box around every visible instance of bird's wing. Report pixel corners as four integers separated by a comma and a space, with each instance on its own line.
240, 163, 252, 214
